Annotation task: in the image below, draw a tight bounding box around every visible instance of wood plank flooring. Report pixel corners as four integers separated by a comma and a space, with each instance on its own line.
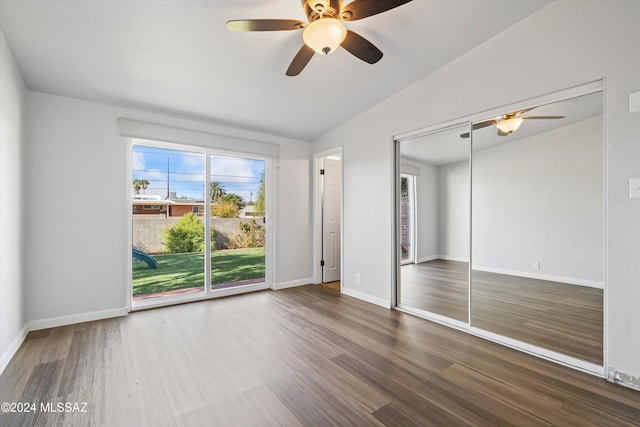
400, 259, 603, 364
400, 259, 470, 322
1, 285, 634, 426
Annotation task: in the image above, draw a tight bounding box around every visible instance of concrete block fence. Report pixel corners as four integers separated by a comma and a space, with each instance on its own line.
132, 215, 260, 254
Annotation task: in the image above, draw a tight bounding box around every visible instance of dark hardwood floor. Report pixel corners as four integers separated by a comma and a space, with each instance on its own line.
1, 285, 633, 426
400, 259, 603, 365
400, 259, 469, 322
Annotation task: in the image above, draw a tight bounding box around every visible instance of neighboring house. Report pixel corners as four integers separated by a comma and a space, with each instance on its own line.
239, 205, 262, 218
132, 195, 171, 216
169, 202, 206, 217
132, 195, 206, 217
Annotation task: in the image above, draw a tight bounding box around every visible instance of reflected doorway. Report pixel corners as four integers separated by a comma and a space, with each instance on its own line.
400, 174, 416, 264
396, 123, 471, 325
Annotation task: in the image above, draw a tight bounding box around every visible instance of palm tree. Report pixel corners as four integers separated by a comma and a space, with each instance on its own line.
254, 171, 265, 215
222, 193, 246, 210
132, 179, 142, 195
140, 179, 149, 194
210, 181, 227, 203
132, 178, 150, 195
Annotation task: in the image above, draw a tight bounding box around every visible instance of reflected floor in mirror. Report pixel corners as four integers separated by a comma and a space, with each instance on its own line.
400, 259, 469, 323
400, 259, 603, 365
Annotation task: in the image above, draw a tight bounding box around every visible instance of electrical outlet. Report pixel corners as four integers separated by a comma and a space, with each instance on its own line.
532, 260, 540, 270
355, 273, 362, 284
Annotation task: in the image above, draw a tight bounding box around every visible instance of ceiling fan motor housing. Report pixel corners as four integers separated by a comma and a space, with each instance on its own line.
304, 0, 340, 21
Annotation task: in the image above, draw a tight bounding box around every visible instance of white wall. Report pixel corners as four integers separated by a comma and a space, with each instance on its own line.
25, 91, 312, 324
0, 30, 26, 372
437, 160, 470, 261
415, 163, 438, 262
274, 141, 313, 286
313, 1, 640, 384
472, 117, 603, 285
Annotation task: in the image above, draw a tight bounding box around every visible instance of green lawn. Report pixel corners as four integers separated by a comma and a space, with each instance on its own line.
132, 248, 265, 296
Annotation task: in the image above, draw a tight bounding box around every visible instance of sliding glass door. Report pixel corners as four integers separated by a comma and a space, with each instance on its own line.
130, 140, 270, 308
132, 145, 206, 302
209, 154, 266, 290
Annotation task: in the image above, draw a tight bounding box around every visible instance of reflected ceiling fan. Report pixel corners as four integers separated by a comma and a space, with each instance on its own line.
460, 109, 565, 138
226, 0, 413, 76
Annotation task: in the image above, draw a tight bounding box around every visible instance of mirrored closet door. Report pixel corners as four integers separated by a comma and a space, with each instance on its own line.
396, 84, 604, 370
470, 90, 604, 366
397, 124, 471, 326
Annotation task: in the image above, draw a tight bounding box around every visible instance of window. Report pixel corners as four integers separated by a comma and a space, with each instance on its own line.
130, 139, 271, 309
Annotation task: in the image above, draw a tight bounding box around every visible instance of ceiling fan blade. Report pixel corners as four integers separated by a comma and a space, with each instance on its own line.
340, 0, 413, 21
226, 19, 305, 32
522, 115, 565, 120
341, 30, 383, 64
472, 120, 496, 131
514, 107, 535, 116
459, 120, 496, 138
286, 45, 315, 76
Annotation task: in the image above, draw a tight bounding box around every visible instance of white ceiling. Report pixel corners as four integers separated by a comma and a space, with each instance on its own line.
0, 0, 552, 141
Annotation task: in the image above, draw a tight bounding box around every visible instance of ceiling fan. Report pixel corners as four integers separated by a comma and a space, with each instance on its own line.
226, 0, 413, 76
460, 109, 565, 138
460, 107, 564, 138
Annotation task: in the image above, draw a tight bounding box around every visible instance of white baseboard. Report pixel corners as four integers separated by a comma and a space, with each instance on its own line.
438, 255, 469, 263
472, 265, 604, 289
2, 307, 128, 376
341, 287, 391, 309
416, 255, 438, 264
0, 323, 29, 376
272, 277, 312, 290
414, 257, 604, 289
28, 307, 128, 331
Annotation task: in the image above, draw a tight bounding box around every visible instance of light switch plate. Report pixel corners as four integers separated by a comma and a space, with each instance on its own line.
630, 91, 640, 113
629, 178, 640, 198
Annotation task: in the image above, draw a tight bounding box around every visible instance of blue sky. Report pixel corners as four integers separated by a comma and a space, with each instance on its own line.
132, 145, 264, 202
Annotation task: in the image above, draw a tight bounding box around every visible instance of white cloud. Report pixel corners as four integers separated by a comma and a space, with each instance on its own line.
132, 149, 146, 171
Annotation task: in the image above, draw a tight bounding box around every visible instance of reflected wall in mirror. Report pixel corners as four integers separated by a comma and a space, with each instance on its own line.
398, 124, 470, 324
470, 91, 604, 365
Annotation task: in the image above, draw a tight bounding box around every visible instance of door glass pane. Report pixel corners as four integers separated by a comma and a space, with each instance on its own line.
400, 174, 414, 263
209, 155, 266, 290
132, 145, 205, 302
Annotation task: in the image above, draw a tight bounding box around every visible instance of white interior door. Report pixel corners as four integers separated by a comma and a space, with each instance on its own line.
322, 157, 341, 283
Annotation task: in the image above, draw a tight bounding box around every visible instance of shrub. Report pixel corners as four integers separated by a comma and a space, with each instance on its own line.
162, 213, 215, 253
211, 201, 240, 218
229, 220, 265, 249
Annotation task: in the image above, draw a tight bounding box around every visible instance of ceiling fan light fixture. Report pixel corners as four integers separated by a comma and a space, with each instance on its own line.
495, 117, 524, 134
303, 18, 347, 55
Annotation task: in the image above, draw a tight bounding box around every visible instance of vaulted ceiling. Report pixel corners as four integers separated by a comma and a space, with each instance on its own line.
0, 0, 552, 141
